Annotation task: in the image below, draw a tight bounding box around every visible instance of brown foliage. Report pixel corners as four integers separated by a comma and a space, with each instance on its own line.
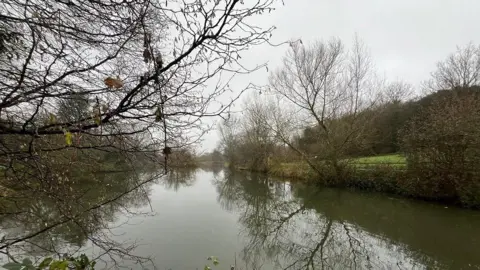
401, 89, 480, 206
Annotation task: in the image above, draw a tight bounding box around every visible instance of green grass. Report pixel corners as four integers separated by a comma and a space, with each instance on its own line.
270, 161, 316, 180
274, 154, 407, 170
350, 154, 406, 168
352, 154, 406, 164
264, 154, 408, 180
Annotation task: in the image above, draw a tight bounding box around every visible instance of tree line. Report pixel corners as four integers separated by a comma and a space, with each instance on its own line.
218, 38, 480, 207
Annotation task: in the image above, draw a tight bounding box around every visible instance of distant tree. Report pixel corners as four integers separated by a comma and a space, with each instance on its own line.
219, 92, 277, 172
211, 149, 224, 163
168, 147, 197, 167
56, 94, 90, 123
364, 81, 416, 155
425, 43, 480, 91
382, 81, 415, 103
238, 93, 277, 171
296, 126, 323, 154
219, 115, 242, 168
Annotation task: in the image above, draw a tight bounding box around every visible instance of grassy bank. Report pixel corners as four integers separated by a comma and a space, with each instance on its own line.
270, 154, 406, 180
351, 154, 406, 168
266, 154, 480, 208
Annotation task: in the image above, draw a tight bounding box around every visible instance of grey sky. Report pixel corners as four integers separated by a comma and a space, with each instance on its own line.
199, 0, 480, 152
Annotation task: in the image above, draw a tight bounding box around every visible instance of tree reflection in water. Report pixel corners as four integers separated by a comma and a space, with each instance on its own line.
0, 166, 199, 268
161, 169, 197, 191
214, 171, 431, 270
0, 168, 162, 268
2, 168, 475, 269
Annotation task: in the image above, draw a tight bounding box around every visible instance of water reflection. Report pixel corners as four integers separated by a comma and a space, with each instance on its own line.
215, 171, 480, 270
161, 169, 197, 191
2, 168, 480, 269
198, 163, 224, 177
0, 169, 160, 265
0, 166, 200, 268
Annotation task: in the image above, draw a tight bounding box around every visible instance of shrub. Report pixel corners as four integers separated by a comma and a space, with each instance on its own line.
401, 89, 480, 207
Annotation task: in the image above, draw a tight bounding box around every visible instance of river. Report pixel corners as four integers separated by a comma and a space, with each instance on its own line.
2, 168, 480, 269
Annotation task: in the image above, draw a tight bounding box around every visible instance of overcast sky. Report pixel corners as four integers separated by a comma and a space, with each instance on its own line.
199, 0, 480, 152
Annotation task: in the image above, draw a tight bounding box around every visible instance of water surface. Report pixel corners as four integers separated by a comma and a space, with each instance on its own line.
3, 168, 480, 269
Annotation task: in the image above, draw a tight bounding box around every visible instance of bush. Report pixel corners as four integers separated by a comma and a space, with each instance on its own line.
401, 88, 480, 207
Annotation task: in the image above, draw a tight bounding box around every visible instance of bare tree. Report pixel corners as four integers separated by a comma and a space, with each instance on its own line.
269, 36, 380, 179
382, 81, 415, 104
0, 0, 279, 154
218, 92, 280, 171
0, 0, 280, 266
238, 93, 277, 171
425, 43, 480, 91
218, 113, 242, 167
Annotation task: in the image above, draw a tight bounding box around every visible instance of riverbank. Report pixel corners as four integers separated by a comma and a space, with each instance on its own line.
241, 154, 480, 209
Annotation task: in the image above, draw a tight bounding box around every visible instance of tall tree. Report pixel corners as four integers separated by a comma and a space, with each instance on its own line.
268, 36, 380, 179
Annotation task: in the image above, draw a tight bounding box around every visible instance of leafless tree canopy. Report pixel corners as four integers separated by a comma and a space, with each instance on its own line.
426, 43, 480, 91
219, 93, 277, 171
268, 37, 380, 176
270, 37, 375, 123
0, 0, 277, 148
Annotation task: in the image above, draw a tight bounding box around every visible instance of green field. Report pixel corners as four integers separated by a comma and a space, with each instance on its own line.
350, 154, 407, 169
269, 154, 407, 180
352, 154, 406, 164
276, 154, 406, 168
